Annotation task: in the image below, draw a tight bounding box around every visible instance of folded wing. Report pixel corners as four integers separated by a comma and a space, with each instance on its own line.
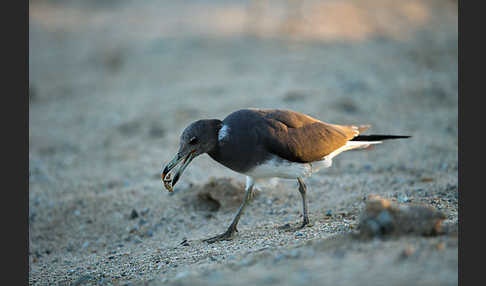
257, 109, 369, 163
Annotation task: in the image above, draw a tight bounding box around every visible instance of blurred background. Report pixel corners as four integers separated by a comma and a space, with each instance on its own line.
29, 0, 458, 285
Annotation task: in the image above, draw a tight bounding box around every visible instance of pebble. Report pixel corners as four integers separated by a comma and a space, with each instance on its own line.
376, 210, 393, 228
141, 208, 150, 216
130, 209, 139, 220
397, 194, 410, 203
363, 164, 372, 171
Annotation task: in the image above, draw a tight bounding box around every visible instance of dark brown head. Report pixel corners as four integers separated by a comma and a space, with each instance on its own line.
161, 119, 222, 192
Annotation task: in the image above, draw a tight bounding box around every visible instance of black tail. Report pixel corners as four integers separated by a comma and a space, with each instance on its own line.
351, 135, 411, 141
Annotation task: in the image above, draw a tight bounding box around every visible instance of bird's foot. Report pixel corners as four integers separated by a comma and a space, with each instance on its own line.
300, 218, 312, 229
278, 220, 312, 232
277, 223, 293, 231
202, 228, 237, 244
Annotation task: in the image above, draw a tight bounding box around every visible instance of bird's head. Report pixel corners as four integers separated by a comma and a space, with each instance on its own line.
161, 119, 222, 192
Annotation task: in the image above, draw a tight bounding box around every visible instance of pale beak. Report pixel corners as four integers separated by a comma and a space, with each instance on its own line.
161, 150, 195, 192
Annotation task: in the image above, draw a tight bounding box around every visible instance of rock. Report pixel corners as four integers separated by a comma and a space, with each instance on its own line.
140, 208, 150, 216
358, 195, 446, 238
180, 239, 190, 247
278, 223, 291, 230
398, 246, 415, 260
183, 177, 259, 213
144, 230, 153, 237
397, 194, 410, 203
129, 209, 139, 220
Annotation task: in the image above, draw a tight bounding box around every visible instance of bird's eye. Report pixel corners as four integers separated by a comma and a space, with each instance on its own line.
189, 137, 198, 145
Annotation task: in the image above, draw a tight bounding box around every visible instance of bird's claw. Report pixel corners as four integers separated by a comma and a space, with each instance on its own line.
278, 220, 312, 232
202, 229, 237, 244
301, 218, 311, 228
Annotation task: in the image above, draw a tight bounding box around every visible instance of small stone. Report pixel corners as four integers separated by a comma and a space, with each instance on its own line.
375, 210, 394, 232
277, 223, 291, 230
397, 194, 410, 203
359, 196, 446, 238
420, 177, 435, 183
399, 246, 415, 259
180, 239, 190, 247
129, 209, 139, 220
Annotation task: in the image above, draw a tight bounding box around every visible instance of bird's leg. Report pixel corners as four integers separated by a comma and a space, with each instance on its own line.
297, 177, 310, 228
203, 177, 255, 244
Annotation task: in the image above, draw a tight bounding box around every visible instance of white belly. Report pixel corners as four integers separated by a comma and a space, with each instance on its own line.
242, 141, 379, 179
243, 156, 332, 179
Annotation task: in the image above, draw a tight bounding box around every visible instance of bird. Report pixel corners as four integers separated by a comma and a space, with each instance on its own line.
161, 108, 410, 243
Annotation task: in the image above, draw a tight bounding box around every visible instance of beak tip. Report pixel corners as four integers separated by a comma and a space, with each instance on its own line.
161, 151, 194, 193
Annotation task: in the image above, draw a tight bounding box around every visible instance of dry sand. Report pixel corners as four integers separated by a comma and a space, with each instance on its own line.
29, 0, 458, 285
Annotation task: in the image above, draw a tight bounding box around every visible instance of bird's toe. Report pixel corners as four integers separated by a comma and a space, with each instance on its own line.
202, 229, 236, 244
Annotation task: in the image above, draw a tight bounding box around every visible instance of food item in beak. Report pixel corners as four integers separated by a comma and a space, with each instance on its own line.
161, 151, 195, 192
162, 173, 174, 192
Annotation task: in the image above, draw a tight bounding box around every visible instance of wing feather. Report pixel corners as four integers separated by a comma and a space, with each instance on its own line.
256, 109, 368, 162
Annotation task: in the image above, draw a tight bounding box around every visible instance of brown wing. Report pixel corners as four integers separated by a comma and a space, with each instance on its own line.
256, 109, 369, 163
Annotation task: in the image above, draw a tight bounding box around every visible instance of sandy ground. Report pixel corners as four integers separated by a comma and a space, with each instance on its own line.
29, 0, 458, 285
